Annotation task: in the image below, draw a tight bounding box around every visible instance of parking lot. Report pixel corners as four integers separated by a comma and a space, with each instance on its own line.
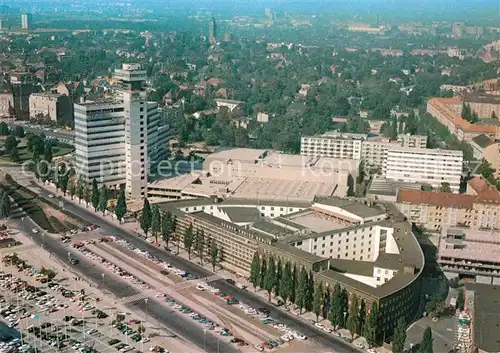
0, 230, 200, 353
66, 234, 324, 353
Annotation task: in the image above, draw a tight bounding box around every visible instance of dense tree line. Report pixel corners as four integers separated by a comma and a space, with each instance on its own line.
249, 251, 382, 347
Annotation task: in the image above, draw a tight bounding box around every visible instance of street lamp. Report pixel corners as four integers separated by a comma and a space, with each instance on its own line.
144, 298, 149, 324
343, 311, 347, 327
203, 328, 207, 352
101, 273, 105, 288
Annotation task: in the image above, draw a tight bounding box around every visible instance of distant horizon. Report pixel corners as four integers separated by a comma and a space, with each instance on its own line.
0, 0, 498, 24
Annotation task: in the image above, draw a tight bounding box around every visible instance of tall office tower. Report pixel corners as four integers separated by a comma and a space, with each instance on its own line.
21, 14, 31, 29
0, 19, 3, 30
209, 17, 216, 44
113, 64, 148, 198
75, 64, 167, 199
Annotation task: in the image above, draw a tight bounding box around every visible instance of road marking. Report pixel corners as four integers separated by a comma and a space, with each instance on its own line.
119, 274, 221, 305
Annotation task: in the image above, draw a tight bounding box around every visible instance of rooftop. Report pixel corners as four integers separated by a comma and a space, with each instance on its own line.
367, 176, 422, 197
220, 207, 261, 223
466, 283, 500, 353
388, 146, 464, 157
467, 176, 493, 194
397, 189, 475, 209
428, 98, 498, 135
313, 196, 387, 219
205, 148, 267, 163
214, 98, 245, 105
463, 92, 500, 105
471, 134, 495, 149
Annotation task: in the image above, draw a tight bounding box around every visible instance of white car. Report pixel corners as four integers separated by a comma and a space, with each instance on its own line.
367, 349, 377, 353
314, 322, 324, 329
354, 342, 365, 349
32, 229, 39, 234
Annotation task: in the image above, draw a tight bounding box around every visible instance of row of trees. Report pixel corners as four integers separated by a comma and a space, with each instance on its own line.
249, 252, 379, 347
0, 189, 11, 219
183, 224, 224, 272
136, 200, 225, 271
392, 318, 434, 353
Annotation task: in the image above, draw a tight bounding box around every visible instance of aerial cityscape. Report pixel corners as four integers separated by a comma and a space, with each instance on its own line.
0, 0, 499, 352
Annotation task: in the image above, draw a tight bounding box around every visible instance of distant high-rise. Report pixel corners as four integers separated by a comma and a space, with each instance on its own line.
265, 8, 274, 23
209, 17, 216, 44
21, 13, 31, 29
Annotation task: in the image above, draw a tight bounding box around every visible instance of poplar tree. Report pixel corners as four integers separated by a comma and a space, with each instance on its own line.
249, 252, 261, 290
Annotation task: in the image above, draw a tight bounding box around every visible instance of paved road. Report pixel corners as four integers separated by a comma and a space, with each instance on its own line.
7, 123, 74, 142
11, 217, 238, 353
35, 188, 358, 353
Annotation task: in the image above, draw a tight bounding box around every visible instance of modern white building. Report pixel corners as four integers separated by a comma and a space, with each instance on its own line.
301, 132, 427, 169
384, 147, 463, 193
21, 14, 31, 29
300, 132, 365, 160
74, 64, 168, 198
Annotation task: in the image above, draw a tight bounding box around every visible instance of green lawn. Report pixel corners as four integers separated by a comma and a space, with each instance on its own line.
0, 137, 74, 163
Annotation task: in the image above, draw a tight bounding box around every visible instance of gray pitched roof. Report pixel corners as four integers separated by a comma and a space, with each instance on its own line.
471, 134, 494, 149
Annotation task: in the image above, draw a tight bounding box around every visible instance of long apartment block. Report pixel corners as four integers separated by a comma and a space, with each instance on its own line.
301, 132, 427, 169
385, 147, 463, 193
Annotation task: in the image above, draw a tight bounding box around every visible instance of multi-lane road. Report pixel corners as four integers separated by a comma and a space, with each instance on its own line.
11, 182, 359, 353
13, 216, 239, 353
6, 122, 74, 142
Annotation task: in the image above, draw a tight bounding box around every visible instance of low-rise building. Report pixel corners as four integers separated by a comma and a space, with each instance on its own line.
28, 92, 72, 124
256, 112, 269, 123
300, 132, 365, 160
470, 134, 500, 178
464, 283, 500, 353
439, 229, 500, 284
397, 134, 427, 148
0, 81, 14, 118
385, 147, 463, 193
214, 99, 244, 113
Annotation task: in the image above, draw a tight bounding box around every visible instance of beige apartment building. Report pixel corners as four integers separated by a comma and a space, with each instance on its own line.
396, 177, 500, 231
29, 93, 70, 123
462, 93, 500, 119
0, 83, 14, 118
470, 134, 500, 178
426, 97, 498, 141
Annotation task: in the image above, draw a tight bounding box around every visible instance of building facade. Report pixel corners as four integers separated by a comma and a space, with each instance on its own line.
426, 97, 499, 141
300, 132, 365, 160
301, 132, 427, 169
470, 134, 500, 178
158, 197, 424, 338
74, 64, 167, 198
28, 92, 72, 124
396, 178, 500, 231
385, 147, 463, 193
21, 14, 31, 29
438, 229, 500, 285
0, 82, 14, 118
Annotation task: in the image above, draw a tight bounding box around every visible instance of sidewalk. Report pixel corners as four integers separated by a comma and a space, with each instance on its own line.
31, 179, 391, 353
